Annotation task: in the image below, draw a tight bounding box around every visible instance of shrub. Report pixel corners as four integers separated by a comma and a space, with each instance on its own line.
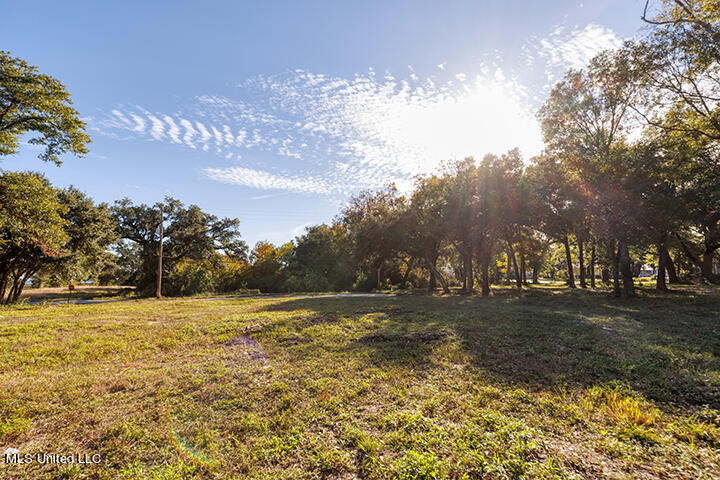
164, 259, 218, 296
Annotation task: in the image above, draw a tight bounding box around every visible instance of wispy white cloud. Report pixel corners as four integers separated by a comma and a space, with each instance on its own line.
129, 113, 146, 133
163, 115, 182, 144
536, 24, 622, 70
251, 192, 292, 200
139, 108, 166, 141
179, 119, 196, 148
291, 222, 313, 238
97, 59, 581, 196
204, 166, 343, 194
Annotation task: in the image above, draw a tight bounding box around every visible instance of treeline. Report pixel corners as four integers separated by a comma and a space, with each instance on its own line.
1, 1, 719, 301
333, 0, 720, 297
1, 142, 716, 303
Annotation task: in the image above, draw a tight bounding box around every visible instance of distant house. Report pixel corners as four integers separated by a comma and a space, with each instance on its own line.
637, 264, 655, 278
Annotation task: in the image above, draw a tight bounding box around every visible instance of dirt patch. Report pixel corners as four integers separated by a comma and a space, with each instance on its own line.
225, 335, 268, 362
547, 436, 660, 479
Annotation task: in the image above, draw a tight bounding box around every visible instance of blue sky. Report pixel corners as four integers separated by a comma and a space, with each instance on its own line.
2, 0, 649, 247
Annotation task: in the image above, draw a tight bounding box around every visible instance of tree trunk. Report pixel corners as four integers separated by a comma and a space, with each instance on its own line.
609, 240, 620, 297
504, 251, 512, 284
701, 250, 718, 283
425, 257, 450, 294
0, 271, 8, 304
520, 252, 528, 286
656, 239, 668, 291
677, 236, 719, 283
6, 277, 20, 305
663, 249, 679, 283
507, 242, 522, 289
618, 240, 635, 297
0, 274, 7, 304
590, 244, 596, 288
11, 278, 22, 302
377, 267, 382, 289
563, 235, 576, 288
428, 249, 438, 291
480, 254, 490, 296
10, 270, 33, 303
578, 237, 586, 288
465, 247, 474, 293
532, 267, 538, 284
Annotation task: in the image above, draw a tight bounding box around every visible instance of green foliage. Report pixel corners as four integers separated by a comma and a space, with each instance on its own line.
35, 187, 118, 285
0, 171, 68, 303
239, 241, 291, 293
0, 170, 68, 250
0, 51, 90, 165
341, 185, 408, 290
164, 259, 219, 296
112, 197, 247, 296
396, 451, 445, 480
284, 223, 354, 292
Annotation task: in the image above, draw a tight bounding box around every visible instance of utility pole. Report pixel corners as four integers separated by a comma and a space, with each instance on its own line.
156, 204, 163, 298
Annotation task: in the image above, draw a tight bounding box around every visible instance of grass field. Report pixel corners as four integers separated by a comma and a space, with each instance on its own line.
1, 285, 719, 479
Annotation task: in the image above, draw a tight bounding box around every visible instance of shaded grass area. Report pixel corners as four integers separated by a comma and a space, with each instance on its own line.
19, 286, 136, 303
0, 285, 719, 479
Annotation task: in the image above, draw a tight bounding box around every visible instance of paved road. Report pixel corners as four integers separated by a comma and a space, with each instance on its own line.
24, 292, 389, 306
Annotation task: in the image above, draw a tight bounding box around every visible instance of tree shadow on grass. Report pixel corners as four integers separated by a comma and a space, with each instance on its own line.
258, 288, 720, 408
258, 295, 444, 370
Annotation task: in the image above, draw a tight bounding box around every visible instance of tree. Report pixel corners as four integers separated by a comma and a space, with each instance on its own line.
538, 51, 642, 297
526, 155, 580, 289
284, 223, 354, 292
622, 138, 687, 290
341, 185, 407, 291
0, 171, 68, 303
442, 158, 479, 293
482, 150, 528, 290
112, 197, 247, 295
1, 51, 90, 165
407, 175, 452, 294
637, 0, 720, 141
241, 241, 292, 292
36, 187, 118, 285
630, 0, 720, 282
670, 139, 720, 282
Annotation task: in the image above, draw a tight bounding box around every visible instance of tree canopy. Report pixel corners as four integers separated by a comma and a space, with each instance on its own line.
0, 171, 67, 303
0, 51, 90, 165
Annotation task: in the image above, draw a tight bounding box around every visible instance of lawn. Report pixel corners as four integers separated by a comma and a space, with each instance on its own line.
1, 285, 719, 479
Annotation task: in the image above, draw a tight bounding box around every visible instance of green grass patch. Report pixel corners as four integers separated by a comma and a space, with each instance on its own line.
0, 285, 719, 478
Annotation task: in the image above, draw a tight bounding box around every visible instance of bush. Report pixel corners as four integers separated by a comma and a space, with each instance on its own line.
164, 259, 219, 296
284, 271, 333, 292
